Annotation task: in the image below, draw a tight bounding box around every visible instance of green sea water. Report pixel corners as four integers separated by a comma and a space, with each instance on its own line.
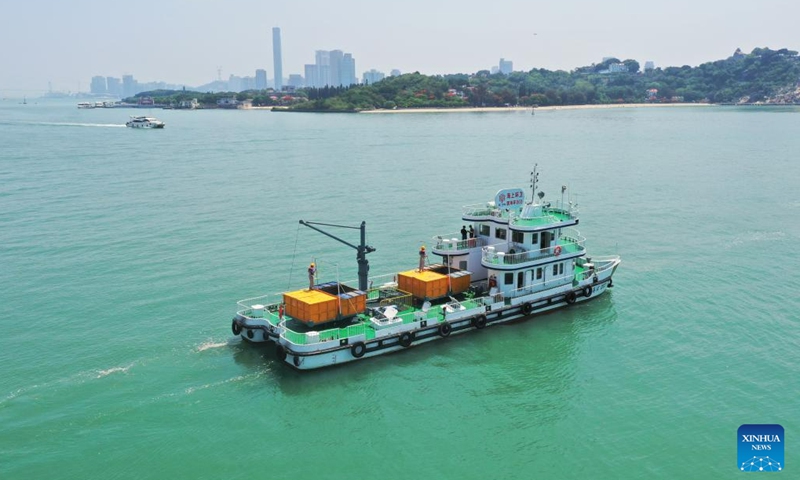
1, 101, 799, 479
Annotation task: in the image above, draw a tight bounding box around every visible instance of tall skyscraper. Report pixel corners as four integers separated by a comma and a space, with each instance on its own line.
272, 27, 283, 91
255, 69, 267, 89
90, 76, 107, 94
106, 77, 121, 96
342, 54, 356, 86
304, 64, 318, 88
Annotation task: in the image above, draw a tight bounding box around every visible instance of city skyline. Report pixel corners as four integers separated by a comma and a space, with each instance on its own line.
2, 0, 799, 95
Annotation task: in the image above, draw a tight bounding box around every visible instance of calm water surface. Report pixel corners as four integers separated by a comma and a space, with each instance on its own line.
1, 101, 798, 479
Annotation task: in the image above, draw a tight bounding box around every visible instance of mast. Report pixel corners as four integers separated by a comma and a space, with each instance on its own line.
298, 220, 376, 292
530, 164, 539, 204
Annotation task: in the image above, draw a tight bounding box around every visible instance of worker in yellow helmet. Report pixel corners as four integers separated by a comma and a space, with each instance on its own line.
418, 246, 427, 272
308, 262, 316, 290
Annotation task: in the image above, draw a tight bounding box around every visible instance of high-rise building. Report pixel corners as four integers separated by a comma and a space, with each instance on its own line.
272, 27, 283, 91
390, 69, 401, 77
362, 69, 385, 85
341, 54, 356, 86
255, 69, 267, 89
122, 75, 136, 98
499, 58, 513, 75
644, 61, 655, 72
287, 74, 304, 88
90, 76, 107, 94
315, 50, 331, 87
305, 50, 356, 87
304, 64, 318, 88
106, 77, 121, 96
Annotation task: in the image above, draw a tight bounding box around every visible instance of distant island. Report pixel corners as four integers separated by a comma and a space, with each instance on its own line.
125, 47, 800, 112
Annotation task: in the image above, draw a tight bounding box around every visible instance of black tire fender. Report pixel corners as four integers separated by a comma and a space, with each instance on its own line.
351, 342, 366, 358
231, 319, 242, 336
399, 332, 413, 348
565, 291, 577, 304
473, 315, 487, 329
521, 303, 533, 315
275, 344, 287, 362
438, 322, 452, 337
583, 286, 592, 298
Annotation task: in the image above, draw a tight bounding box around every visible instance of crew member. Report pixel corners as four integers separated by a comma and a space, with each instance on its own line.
461, 225, 468, 241
418, 246, 427, 272
308, 262, 316, 290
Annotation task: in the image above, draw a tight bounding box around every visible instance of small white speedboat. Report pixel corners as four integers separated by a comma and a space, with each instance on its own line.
126, 116, 165, 129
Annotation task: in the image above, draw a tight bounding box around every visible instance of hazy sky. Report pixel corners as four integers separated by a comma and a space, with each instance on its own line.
2, 0, 798, 94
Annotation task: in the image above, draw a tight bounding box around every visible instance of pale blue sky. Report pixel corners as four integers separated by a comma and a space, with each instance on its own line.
1, 0, 798, 94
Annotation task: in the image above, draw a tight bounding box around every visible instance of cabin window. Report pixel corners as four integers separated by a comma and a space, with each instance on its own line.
531, 233, 538, 244
553, 264, 558, 276
495, 228, 507, 240
479, 224, 490, 236
559, 263, 564, 275
459, 261, 467, 270
536, 267, 542, 280
511, 231, 524, 243
550, 232, 556, 241
504, 273, 513, 285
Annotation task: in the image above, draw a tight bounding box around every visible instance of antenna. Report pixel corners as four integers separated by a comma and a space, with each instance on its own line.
530, 164, 539, 203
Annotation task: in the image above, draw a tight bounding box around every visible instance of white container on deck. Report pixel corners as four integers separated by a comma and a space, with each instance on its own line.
251, 304, 265, 317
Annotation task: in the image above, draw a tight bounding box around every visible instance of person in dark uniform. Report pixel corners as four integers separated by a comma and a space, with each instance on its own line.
469, 225, 475, 238
461, 225, 468, 240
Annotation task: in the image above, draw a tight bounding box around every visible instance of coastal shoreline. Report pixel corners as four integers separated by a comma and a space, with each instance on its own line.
358, 103, 714, 114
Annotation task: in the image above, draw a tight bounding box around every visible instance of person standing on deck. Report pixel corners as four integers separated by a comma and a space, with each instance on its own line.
461, 225, 468, 241
308, 263, 316, 290
468, 225, 475, 238
418, 246, 427, 272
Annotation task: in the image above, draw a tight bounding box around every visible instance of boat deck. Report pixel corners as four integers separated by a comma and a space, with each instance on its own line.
511, 209, 573, 227
247, 298, 492, 345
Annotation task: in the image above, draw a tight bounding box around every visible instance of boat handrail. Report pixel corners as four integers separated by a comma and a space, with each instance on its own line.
482, 233, 586, 265
461, 203, 512, 219
504, 274, 574, 299
431, 234, 490, 251
236, 294, 280, 310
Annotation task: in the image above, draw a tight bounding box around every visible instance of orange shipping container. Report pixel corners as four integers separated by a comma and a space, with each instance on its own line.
397, 269, 449, 300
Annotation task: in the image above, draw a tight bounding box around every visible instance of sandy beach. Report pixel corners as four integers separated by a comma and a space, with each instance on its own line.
359, 103, 713, 114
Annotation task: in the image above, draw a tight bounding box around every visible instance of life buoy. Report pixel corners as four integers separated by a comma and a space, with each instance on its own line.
399, 332, 413, 348
231, 319, 242, 336
246, 329, 254, 339
565, 291, 577, 304
275, 344, 287, 361
438, 322, 452, 337
473, 315, 487, 329
521, 303, 533, 315
583, 286, 592, 298
554, 246, 562, 256
351, 342, 366, 358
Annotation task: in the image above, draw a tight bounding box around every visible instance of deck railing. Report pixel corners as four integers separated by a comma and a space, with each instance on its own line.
482, 232, 586, 265
431, 234, 489, 251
